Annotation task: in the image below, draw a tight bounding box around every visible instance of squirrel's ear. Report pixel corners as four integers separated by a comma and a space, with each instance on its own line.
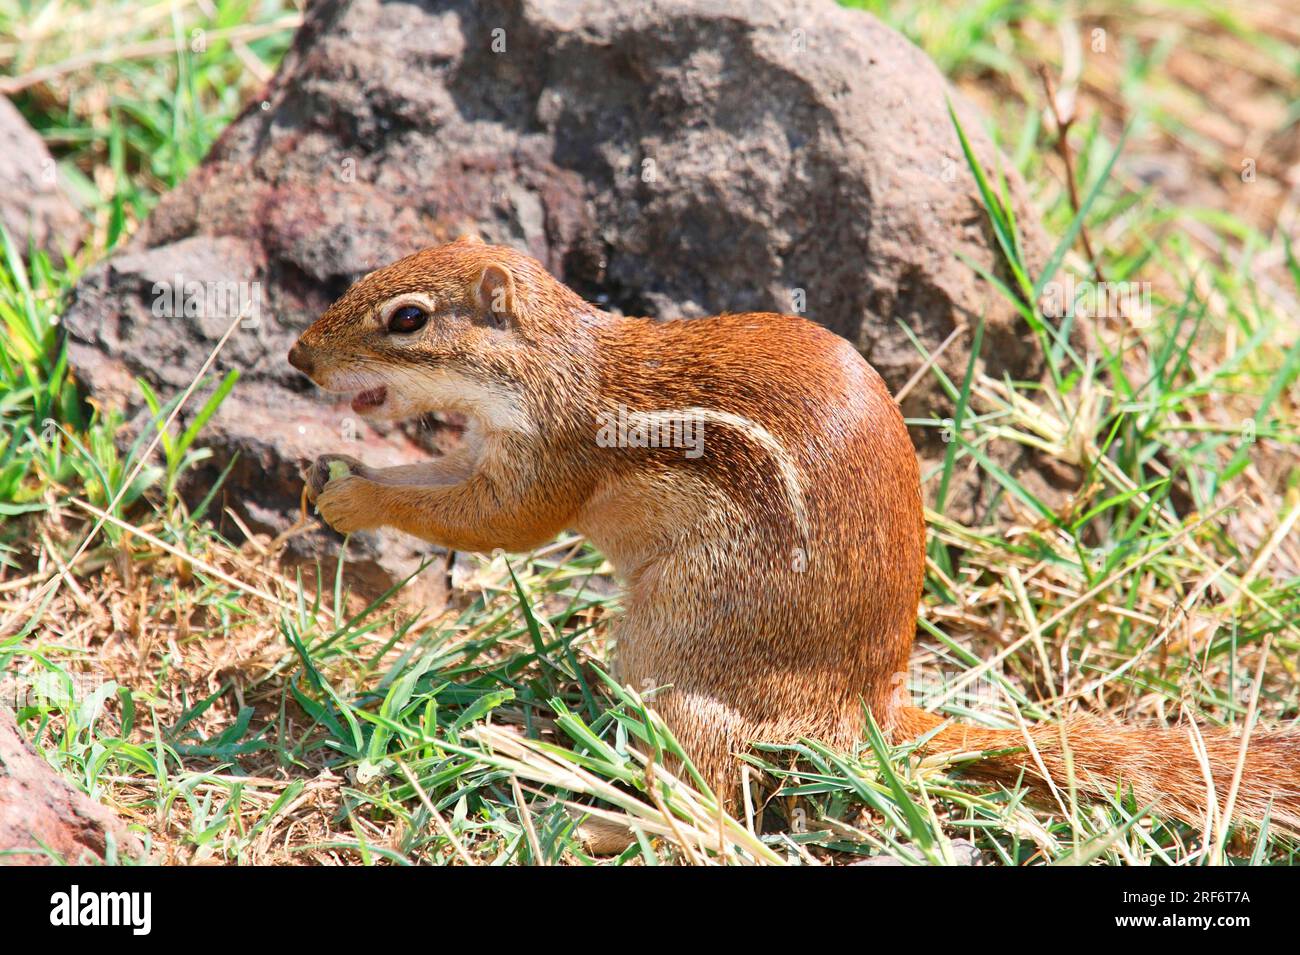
455, 233, 484, 245
474, 262, 516, 327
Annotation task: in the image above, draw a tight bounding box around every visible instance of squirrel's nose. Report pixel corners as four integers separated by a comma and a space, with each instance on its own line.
287, 340, 314, 375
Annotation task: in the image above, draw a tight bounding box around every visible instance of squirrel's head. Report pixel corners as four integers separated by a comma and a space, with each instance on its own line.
288, 237, 592, 431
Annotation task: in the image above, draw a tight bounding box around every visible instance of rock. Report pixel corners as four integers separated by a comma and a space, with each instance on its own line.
63, 0, 1053, 593
0, 705, 143, 864
0, 96, 85, 260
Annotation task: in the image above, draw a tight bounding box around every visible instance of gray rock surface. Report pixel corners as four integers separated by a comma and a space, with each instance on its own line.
0, 96, 85, 259
63, 0, 1052, 597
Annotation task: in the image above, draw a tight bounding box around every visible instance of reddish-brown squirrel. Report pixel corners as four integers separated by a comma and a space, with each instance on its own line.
289, 237, 1300, 830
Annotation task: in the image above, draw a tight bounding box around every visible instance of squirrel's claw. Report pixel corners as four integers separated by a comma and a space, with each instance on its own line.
304, 453, 366, 504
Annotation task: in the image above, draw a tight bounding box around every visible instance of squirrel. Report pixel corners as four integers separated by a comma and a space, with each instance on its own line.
289, 237, 1300, 832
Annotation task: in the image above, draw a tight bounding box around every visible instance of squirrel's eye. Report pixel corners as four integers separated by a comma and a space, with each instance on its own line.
387, 305, 428, 334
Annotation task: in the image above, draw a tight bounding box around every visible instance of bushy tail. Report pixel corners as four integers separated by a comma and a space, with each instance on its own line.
894, 707, 1300, 832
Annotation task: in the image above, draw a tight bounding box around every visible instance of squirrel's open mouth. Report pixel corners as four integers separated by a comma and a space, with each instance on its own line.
350, 386, 387, 413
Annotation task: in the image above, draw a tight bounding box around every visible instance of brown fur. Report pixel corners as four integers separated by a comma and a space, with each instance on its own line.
290, 239, 1300, 830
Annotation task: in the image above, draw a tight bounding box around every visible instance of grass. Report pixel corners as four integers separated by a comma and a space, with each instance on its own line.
2, 0, 1299, 865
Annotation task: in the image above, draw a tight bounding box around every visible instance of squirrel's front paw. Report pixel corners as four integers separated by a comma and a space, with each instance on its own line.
314, 474, 380, 534
304, 453, 367, 504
